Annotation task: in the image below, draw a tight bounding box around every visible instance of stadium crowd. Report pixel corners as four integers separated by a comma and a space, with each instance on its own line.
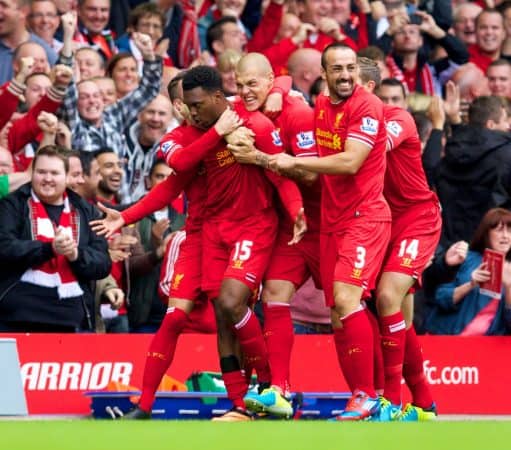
1, 0, 511, 421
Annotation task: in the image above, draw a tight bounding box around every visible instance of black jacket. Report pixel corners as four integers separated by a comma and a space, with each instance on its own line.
0, 184, 111, 329
436, 126, 511, 246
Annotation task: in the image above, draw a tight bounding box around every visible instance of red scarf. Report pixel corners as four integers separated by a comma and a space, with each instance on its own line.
386, 55, 435, 95
20, 190, 83, 299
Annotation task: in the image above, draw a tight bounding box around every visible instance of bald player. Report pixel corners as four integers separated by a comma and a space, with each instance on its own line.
226, 52, 320, 418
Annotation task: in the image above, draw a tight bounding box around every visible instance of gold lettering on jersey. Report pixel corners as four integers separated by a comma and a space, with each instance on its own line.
233, 259, 244, 269
216, 148, 235, 167
172, 273, 184, 289
316, 127, 342, 151
351, 268, 362, 279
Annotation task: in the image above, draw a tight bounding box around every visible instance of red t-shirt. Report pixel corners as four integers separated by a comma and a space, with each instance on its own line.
314, 85, 390, 232
383, 104, 438, 217
275, 95, 321, 233
168, 104, 303, 222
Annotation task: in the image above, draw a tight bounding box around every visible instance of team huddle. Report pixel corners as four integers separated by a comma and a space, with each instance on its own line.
92, 43, 441, 422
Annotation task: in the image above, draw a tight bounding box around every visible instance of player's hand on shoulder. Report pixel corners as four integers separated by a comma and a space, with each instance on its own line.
215, 108, 243, 136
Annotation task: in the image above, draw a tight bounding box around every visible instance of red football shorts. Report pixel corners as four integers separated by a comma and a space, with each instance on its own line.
320, 219, 391, 307
264, 229, 321, 289
201, 209, 278, 299
382, 202, 442, 285
159, 231, 203, 302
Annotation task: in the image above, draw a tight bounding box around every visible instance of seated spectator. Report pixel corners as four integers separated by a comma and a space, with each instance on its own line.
27, 0, 62, 52
469, 8, 506, 73
106, 52, 139, 100
75, 47, 105, 80
75, 0, 117, 61
0, 145, 111, 332
436, 95, 511, 246
487, 59, 511, 99
452, 2, 482, 47
0, 0, 57, 84
290, 277, 331, 334
425, 208, 511, 335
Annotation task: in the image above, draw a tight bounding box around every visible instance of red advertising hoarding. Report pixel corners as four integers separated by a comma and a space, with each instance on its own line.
1, 334, 509, 415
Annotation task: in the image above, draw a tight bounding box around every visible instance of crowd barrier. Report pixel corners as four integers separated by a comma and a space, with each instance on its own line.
0, 333, 509, 415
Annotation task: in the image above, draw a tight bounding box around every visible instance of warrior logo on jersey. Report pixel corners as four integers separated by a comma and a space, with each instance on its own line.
271, 130, 283, 146
296, 131, 315, 149
360, 117, 378, 135
386, 121, 402, 137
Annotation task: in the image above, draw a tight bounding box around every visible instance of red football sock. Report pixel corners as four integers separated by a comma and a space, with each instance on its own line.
334, 308, 375, 397
379, 311, 406, 405
138, 307, 188, 412
233, 308, 271, 384
222, 370, 248, 409
403, 325, 434, 409
263, 302, 294, 393
365, 308, 384, 394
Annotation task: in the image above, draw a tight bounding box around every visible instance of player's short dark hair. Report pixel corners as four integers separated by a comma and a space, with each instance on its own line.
78, 151, 96, 176
182, 66, 223, 93
357, 46, 385, 63
380, 78, 407, 99
167, 71, 186, 101
206, 16, 237, 53
321, 43, 355, 69
468, 95, 505, 127
358, 57, 381, 88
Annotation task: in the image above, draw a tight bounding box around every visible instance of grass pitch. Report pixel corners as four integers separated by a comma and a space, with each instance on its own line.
2, 420, 511, 450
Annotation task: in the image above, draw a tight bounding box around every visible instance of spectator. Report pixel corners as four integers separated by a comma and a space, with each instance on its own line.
290, 277, 331, 334
469, 9, 506, 73
217, 49, 242, 96
425, 208, 511, 335
55, 0, 77, 14
450, 62, 490, 120
60, 31, 162, 157
106, 52, 139, 100
75, 47, 105, 80
75, 150, 101, 202
206, 16, 247, 59
436, 95, 511, 246
12, 41, 50, 76
498, 1, 511, 59
76, 0, 117, 61
0, 145, 30, 198
27, 0, 62, 52
92, 75, 116, 106
286, 48, 322, 105
0, 0, 57, 84
123, 94, 174, 202
487, 59, 511, 99
452, 2, 482, 47
0, 145, 111, 332
95, 147, 123, 204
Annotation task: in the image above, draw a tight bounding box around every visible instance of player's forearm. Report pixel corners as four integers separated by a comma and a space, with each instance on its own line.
266, 171, 303, 220
168, 128, 222, 172
294, 153, 362, 175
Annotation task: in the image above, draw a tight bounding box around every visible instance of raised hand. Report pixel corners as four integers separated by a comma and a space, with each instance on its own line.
263, 92, 283, 120
61, 11, 77, 38
89, 202, 126, 238
443, 80, 461, 124
52, 64, 74, 88
133, 32, 155, 61
444, 240, 468, 266
15, 56, 34, 84
37, 111, 59, 134
214, 108, 243, 136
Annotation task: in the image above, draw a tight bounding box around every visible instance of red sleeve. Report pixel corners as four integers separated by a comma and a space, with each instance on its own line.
271, 75, 292, 97
121, 171, 192, 224
262, 38, 298, 74
346, 93, 382, 149
246, 1, 284, 53
265, 170, 303, 220
7, 92, 61, 156
285, 104, 317, 157
385, 108, 415, 151
167, 127, 222, 172
0, 81, 22, 130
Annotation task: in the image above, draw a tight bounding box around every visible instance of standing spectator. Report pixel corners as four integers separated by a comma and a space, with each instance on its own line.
0, 0, 57, 84
0, 145, 111, 332
425, 208, 511, 336
487, 59, 511, 99
106, 53, 139, 100
75, 0, 117, 61
469, 9, 506, 73
75, 47, 105, 80
286, 48, 322, 105
75, 150, 101, 202
453, 2, 482, 47
123, 94, 174, 202
27, 0, 62, 52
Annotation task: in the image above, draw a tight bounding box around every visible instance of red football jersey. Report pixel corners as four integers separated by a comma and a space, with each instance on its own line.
383, 104, 438, 216
167, 104, 302, 222
314, 85, 391, 231
121, 124, 206, 233
275, 95, 321, 233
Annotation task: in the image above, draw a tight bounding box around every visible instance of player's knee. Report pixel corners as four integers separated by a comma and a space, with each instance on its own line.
332, 292, 360, 317
216, 295, 245, 323
376, 285, 401, 315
